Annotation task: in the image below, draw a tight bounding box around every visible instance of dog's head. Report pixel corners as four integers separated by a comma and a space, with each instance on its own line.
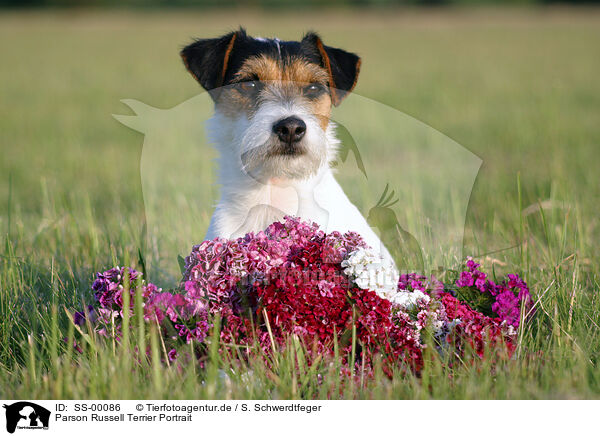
181, 29, 361, 182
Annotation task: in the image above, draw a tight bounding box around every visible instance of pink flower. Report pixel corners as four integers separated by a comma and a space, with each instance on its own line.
82, 216, 530, 377
454, 260, 533, 327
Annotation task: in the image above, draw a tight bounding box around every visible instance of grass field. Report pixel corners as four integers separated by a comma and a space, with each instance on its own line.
1, 7, 600, 399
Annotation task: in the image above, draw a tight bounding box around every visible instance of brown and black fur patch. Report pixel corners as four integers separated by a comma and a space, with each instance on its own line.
217, 55, 332, 129
181, 29, 361, 108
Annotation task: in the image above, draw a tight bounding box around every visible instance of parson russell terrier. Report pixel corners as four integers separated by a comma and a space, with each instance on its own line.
181, 29, 391, 260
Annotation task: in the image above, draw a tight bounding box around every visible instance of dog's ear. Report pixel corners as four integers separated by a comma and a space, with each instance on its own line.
302, 32, 361, 106
180, 29, 245, 94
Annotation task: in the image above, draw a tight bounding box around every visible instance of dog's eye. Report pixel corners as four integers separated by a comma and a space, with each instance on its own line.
303, 83, 325, 98
237, 81, 262, 95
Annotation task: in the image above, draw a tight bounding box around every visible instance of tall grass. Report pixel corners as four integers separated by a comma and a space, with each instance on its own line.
1, 8, 599, 399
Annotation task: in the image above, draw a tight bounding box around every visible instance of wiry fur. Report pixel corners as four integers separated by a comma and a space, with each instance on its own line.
205, 104, 388, 259
182, 30, 390, 259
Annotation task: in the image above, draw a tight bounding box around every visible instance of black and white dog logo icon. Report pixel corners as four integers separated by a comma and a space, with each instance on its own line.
3, 402, 50, 434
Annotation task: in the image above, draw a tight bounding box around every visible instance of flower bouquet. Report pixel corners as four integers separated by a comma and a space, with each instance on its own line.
77, 216, 533, 375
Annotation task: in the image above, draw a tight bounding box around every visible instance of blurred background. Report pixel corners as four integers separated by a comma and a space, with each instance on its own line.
2, 0, 600, 6
0, 3, 598, 285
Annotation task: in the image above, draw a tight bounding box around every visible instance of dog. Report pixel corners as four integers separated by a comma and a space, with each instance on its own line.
181, 29, 391, 260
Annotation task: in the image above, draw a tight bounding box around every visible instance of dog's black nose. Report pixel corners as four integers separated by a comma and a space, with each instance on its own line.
273, 117, 306, 144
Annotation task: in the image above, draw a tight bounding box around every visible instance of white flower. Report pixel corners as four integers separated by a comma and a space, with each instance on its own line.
342, 248, 399, 300
500, 320, 517, 336
389, 289, 430, 310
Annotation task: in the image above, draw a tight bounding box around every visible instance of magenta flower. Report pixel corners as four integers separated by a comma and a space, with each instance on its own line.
81, 216, 531, 375
454, 260, 533, 327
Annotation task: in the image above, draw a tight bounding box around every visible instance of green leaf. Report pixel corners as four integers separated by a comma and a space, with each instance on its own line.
177, 254, 186, 275
455, 286, 496, 317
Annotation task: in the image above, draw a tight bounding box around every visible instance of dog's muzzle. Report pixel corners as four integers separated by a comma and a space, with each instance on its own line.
272, 116, 306, 155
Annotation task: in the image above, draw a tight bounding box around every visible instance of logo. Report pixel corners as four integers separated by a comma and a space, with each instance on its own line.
2, 402, 50, 434
114, 92, 482, 282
